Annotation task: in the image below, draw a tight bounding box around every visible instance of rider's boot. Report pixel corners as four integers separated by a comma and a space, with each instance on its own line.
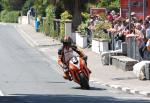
63, 68, 72, 81
87, 68, 92, 74
63, 72, 70, 80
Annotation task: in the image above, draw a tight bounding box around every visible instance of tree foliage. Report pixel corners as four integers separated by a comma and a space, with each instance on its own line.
97, 0, 120, 11
0, 2, 2, 11
0, 0, 11, 10
0, 0, 120, 18
43, 4, 55, 36
0, 0, 120, 33
60, 10, 72, 38
22, 0, 34, 15
0, 10, 19, 22
0, 0, 26, 11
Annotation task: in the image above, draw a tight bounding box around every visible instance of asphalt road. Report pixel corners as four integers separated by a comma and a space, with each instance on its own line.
0, 24, 149, 103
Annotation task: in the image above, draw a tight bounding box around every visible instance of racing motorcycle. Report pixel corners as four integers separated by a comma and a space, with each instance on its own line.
68, 56, 90, 89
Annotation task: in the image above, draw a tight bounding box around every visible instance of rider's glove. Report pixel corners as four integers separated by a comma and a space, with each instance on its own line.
83, 55, 88, 61
62, 64, 67, 68
83, 55, 88, 65
63, 65, 68, 72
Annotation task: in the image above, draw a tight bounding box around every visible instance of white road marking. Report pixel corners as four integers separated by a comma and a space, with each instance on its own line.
0, 90, 4, 96
14, 25, 38, 47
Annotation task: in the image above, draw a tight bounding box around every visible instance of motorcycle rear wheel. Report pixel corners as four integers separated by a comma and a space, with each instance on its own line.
79, 73, 90, 90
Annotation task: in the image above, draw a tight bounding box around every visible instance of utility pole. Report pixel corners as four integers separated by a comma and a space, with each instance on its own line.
128, 0, 131, 33
143, 0, 146, 21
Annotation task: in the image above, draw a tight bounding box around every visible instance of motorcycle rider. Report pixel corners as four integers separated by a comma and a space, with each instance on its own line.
58, 35, 91, 80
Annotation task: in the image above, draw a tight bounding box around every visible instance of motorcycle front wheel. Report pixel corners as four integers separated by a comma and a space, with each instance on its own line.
79, 73, 90, 90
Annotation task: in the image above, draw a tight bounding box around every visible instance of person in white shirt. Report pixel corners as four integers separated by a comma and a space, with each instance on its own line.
146, 22, 150, 39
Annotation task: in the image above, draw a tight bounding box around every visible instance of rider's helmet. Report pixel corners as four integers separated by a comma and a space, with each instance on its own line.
62, 35, 72, 46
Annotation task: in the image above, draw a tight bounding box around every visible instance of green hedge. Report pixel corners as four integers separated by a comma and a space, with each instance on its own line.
60, 11, 72, 39
42, 5, 55, 37
0, 10, 19, 23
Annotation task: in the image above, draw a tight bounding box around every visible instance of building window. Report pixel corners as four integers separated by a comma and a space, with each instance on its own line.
130, 1, 148, 7
132, 1, 138, 6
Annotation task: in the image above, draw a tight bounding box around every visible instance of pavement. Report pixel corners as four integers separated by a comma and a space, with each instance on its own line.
15, 24, 150, 97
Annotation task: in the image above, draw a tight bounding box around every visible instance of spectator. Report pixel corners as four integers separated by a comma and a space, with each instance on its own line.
135, 23, 146, 60
138, 21, 150, 60
111, 10, 116, 20
107, 11, 113, 23
145, 21, 150, 39
139, 37, 148, 59
145, 16, 150, 23
130, 12, 138, 23
135, 23, 144, 41
87, 22, 94, 47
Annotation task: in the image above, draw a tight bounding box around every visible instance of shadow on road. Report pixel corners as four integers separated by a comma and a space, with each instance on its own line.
2, 94, 150, 103
46, 81, 66, 84
72, 86, 107, 91
112, 77, 137, 81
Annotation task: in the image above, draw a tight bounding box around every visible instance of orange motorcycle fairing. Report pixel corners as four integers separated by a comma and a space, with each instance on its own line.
79, 58, 90, 79
68, 56, 90, 85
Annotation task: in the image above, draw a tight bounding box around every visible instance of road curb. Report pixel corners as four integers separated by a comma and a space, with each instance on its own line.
139, 91, 150, 97
109, 84, 150, 97
93, 81, 150, 97
90, 79, 150, 97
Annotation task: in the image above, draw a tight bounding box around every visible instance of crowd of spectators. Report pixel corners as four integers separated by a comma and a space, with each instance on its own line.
87, 10, 150, 61
108, 10, 150, 61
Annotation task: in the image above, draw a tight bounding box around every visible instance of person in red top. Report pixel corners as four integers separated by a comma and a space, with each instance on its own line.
107, 11, 113, 22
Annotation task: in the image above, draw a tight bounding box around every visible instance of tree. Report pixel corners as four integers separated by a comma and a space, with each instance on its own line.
43, 4, 55, 36
0, 0, 11, 10
96, 0, 120, 11
52, 0, 98, 30
10, 0, 26, 10
73, 0, 81, 30
33, 0, 51, 17
21, 0, 98, 30
22, 0, 34, 15
0, 2, 2, 11
1, 0, 26, 11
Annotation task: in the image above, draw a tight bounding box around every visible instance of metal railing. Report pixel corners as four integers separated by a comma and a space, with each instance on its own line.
126, 37, 140, 60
